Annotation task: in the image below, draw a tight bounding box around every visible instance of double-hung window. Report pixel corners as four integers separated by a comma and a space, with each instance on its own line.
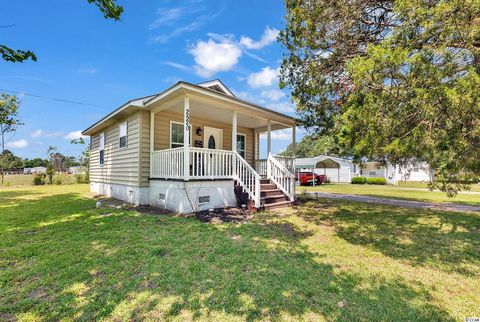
119, 122, 127, 148
99, 132, 105, 165
236, 134, 246, 159
170, 121, 190, 148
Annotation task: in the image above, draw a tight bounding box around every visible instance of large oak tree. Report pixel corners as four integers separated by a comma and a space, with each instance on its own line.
280, 0, 480, 194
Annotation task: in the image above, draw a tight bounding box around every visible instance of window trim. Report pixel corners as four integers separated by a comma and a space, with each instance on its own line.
118, 122, 127, 149
169, 121, 192, 148
236, 133, 246, 159
99, 132, 105, 166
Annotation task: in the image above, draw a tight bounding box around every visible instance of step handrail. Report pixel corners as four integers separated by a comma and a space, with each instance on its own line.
233, 151, 261, 208
267, 152, 296, 201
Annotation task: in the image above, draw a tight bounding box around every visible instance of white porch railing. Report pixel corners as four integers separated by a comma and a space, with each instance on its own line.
255, 155, 295, 177
266, 153, 296, 201
151, 147, 261, 207
151, 147, 185, 179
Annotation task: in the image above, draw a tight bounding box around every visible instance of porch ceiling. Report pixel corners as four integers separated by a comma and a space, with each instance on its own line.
161, 96, 292, 131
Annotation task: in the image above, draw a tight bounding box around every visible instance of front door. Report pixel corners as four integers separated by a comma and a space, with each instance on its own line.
203, 126, 223, 150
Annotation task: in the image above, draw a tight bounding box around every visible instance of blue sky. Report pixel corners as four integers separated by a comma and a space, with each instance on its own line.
0, 0, 303, 159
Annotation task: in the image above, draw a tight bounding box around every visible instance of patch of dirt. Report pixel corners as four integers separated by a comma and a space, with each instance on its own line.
98, 198, 172, 216
27, 287, 49, 300
196, 207, 253, 223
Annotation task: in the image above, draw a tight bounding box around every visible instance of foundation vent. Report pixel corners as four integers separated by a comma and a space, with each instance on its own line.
198, 196, 210, 204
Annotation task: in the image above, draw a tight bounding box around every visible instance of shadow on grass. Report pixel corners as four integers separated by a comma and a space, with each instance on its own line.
0, 192, 455, 321
298, 199, 480, 276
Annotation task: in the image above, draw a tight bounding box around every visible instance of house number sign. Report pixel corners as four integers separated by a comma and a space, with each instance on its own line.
185, 109, 190, 131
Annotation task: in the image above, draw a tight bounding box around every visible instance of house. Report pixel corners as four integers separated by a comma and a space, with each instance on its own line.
82, 80, 297, 213
294, 154, 433, 184
360, 161, 433, 184
69, 166, 87, 175
28, 167, 47, 174
295, 155, 355, 183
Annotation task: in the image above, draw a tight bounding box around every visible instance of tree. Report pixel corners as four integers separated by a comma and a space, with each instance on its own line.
280, 0, 480, 194
0, 150, 23, 185
281, 134, 341, 158
1, 0, 123, 63
24, 158, 48, 168
0, 94, 23, 184
71, 137, 90, 179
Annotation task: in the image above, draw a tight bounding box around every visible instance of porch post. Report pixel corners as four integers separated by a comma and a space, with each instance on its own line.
183, 96, 190, 180
232, 111, 237, 153
292, 125, 296, 157
149, 111, 155, 176
267, 119, 272, 155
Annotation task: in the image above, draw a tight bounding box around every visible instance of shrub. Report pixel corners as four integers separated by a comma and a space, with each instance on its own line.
53, 177, 63, 185
32, 173, 46, 185
351, 176, 367, 184
366, 177, 387, 185
75, 174, 89, 184
46, 165, 54, 184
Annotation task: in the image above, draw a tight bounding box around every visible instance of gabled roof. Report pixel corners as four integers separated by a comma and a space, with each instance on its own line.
197, 79, 236, 97
82, 80, 297, 136
295, 154, 353, 168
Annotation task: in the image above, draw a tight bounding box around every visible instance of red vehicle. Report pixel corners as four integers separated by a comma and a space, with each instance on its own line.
296, 172, 327, 185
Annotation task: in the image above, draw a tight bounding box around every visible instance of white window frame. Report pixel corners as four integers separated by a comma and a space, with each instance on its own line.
169, 121, 192, 148
118, 122, 127, 149
99, 132, 105, 166
236, 133, 246, 159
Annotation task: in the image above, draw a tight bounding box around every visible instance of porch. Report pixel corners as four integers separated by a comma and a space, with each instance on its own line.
148, 93, 297, 208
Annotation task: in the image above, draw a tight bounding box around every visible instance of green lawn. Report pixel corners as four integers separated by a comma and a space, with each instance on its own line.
1, 174, 79, 187
1, 185, 479, 321
300, 183, 480, 205
397, 181, 480, 192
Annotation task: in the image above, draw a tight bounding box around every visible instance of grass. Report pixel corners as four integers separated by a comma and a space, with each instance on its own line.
300, 183, 480, 205
397, 181, 480, 192
1, 185, 480, 321
1, 174, 79, 187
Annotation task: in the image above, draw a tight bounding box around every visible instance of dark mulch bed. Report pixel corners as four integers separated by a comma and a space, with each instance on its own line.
195, 207, 253, 223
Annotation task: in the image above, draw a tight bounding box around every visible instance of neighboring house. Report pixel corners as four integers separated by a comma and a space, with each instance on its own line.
31, 167, 47, 174
360, 161, 433, 184
82, 80, 297, 213
295, 155, 355, 183
23, 168, 32, 174
69, 166, 87, 175
294, 155, 433, 184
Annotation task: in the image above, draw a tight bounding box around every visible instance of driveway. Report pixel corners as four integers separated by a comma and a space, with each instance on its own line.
305, 191, 480, 212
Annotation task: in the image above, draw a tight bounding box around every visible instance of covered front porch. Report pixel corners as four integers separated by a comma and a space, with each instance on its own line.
148, 91, 297, 208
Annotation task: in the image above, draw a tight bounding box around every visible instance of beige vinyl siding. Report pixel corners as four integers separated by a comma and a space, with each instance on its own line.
138, 111, 150, 187
90, 112, 142, 186
153, 110, 255, 166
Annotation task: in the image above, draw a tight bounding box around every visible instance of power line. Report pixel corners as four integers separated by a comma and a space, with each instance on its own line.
0, 88, 100, 107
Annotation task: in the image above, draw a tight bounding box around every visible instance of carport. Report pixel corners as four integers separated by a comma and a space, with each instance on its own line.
295, 156, 342, 184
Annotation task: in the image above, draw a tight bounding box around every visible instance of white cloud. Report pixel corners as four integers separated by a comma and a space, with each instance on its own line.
6, 139, 28, 149
190, 37, 242, 78
260, 129, 292, 140
240, 26, 279, 50
162, 61, 190, 71
266, 101, 295, 114
78, 68, 96, 74
261, 89, 285, 101
64, 131, 87, 141
247, 66, 279, 88
149, 7, 185, 30
31, 129, 63, 138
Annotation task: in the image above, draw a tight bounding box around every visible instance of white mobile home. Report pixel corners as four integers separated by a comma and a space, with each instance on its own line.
360, 161, 433, 184
82, 80, 297, 213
